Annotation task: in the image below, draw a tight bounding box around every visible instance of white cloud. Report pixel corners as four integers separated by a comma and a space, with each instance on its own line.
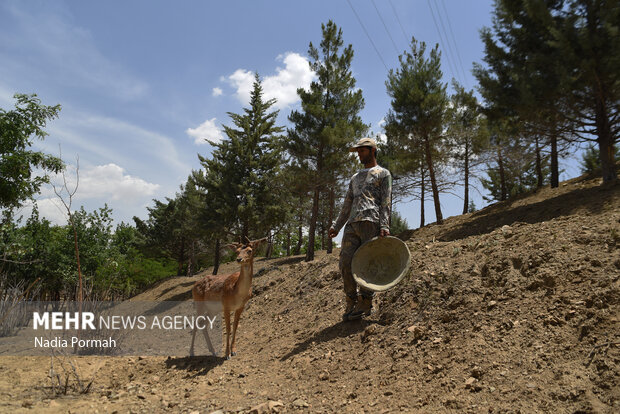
228, 69, 255, 105
24, 198, 69, 226
21, 164, 159, 225
186, 118, 224, 145
80, 164, 160, 200
43, 163, 159, 201
212, 87, 223, 97
226, 52, 316, 109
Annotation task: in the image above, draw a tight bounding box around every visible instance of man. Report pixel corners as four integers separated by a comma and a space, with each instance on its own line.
329, 137, 392, 321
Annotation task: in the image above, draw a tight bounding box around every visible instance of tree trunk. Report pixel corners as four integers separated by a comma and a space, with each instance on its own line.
498, 146, 507, 201
177, 237, 185, 276
295, 197, 303, 255
550, 133, 559, 188
213, 238, 220, 275
535, 136, 544, 188
420, 159, 425, 228
306, 144, 323, 262
69, 214, 83, 305
306, 185, 320, 261
186, 239, 196, 276
462, 140, 470, 214
327, 187, 335, 254
423, 135, 443, 224
295, 222, 303, 255
596, 96, 617, 183
286, 230, 291, 256
266, 231, 273, 258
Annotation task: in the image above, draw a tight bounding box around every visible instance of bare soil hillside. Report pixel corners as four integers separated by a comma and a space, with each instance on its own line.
0, 175, 618, 413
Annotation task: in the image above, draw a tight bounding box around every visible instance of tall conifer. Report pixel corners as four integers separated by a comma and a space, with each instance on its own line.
196, 74, 286, 243
386, 38, 448, 224
287, 20, 367, 261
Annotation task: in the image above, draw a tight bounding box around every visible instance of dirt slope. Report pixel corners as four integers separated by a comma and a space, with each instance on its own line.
0, 175, 618, 413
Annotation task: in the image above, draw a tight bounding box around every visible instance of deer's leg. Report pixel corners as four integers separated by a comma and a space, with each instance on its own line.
224, 310, 232, 359
200, 319, 216, 356
190, 324, 197, 357
190, 300, 206, 357
230, 308, 244, 356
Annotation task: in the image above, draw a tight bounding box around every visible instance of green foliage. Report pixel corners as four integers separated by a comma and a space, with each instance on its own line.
390, 210, 409, 236
447, 83, 489, 167
268, 230, 322, 258
480, 135, 550, 202
580, 143, 618, 174
385, 36, 449, 223
0, 94, 64, 213
196, 74, 288, 241
447, 81, 490, 213
2, 206, 175, 299
288, 20, 367, 176
386, 38, 447, 135
287, 20, 368, 260
134, 198, 183, 258
474, 0, 619, 183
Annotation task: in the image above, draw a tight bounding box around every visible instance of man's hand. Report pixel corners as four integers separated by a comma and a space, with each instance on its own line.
328, 227, 338, 239
380, 229, 390, 238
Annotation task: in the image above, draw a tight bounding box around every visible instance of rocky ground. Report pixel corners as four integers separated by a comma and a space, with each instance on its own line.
0, 174, 618, 413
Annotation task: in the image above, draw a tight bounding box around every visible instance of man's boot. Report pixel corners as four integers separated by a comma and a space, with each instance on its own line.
347, 295, 372, 320
342, 294, 357, 321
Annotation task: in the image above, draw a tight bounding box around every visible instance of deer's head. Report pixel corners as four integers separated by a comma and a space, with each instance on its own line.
226, 237, 267, 264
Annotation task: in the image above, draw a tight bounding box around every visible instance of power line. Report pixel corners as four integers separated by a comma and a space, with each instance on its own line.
372, 0, 400, 54
426, 0, 459, 83
432, 0, 461, 83
388, 0, 410, 46
346, 0, 389, 72
439, 0, 469, 88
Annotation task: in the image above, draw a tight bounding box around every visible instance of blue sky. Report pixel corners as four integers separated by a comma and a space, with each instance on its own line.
1, 0, 582, 231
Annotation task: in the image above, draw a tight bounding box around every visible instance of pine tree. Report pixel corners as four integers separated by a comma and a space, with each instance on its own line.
580, 143, 618, 174
386, 37, 449, 224
446, 81, 490, 214
134, 196, 188, 276
559, 0, 620, 183
196, 74, 287, 244
473, 0, 571, 188
287, 20, 367, 261
382, 113, 429, 227
481, 128, 550, 202
474, 0, 619, 184
390, 210, 409, 236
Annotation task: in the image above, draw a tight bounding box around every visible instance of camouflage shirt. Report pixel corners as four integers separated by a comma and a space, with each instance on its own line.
333, 165, 392, 232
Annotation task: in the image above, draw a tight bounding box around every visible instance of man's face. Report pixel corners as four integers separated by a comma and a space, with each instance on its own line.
356, 147, 374, 164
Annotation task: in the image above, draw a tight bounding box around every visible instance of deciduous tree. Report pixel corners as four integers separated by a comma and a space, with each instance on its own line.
0, 94, 63, 215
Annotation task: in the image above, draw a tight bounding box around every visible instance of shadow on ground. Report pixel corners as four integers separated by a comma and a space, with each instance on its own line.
280, 319, 383, 361
165, 355, 225, 377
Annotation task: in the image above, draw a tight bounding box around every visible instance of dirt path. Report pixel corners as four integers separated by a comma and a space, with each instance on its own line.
0, 176, 618, 413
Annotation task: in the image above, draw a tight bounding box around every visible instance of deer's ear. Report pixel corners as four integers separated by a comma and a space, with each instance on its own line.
222, 243, 241, 252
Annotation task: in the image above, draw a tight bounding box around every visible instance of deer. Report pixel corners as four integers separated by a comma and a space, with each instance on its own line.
190, 237, 266, 359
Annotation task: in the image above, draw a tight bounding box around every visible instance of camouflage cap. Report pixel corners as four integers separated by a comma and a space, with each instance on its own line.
350, 137, 377, 152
